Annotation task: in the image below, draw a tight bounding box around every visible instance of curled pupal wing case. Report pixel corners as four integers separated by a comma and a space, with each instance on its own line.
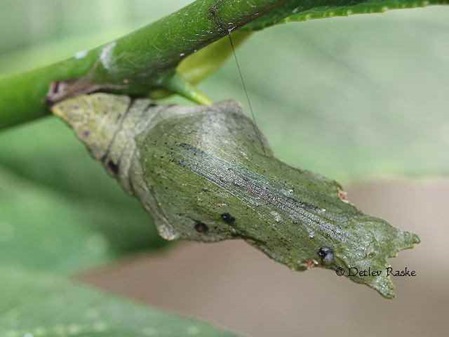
52, 93, 419, 298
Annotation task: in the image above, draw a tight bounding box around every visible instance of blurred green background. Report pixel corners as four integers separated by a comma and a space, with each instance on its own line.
1, 0, 448, 181
0, 1, 448, 336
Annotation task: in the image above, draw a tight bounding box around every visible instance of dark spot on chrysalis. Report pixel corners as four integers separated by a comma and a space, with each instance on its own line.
221, 213, 235, 224
194, 222, 209, 233
317, 247, 334, 265
107, 160, 119, 175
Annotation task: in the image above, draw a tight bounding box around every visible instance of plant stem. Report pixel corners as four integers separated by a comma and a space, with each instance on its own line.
0, 0, 285, 130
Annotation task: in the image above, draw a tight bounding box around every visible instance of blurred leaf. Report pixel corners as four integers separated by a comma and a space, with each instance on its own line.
0, 118, 167, 274
0, 267, 235, 337
202, 7, 449, 182
244, 0, 448, 30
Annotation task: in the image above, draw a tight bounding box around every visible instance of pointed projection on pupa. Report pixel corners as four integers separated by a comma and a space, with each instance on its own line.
52, 93, 420, 298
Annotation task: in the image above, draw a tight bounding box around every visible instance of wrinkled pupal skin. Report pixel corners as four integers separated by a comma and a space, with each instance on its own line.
52, 93, 420, 298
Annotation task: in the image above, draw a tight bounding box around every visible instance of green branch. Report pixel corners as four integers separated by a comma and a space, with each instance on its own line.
0, 0, 283, 129
0, 0, 446, 129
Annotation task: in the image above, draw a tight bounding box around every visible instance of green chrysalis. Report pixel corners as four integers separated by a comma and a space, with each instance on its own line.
52, 93, 419, 298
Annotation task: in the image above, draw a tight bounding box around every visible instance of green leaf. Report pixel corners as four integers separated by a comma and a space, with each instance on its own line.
244, 0, 449, 30
202, 7, 449, 181
0, 118, 167, 274
0, 267, 236, 337
177, 32, 252, 86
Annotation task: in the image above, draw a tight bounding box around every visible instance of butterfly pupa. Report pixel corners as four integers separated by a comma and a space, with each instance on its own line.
52, 93, 419, 298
